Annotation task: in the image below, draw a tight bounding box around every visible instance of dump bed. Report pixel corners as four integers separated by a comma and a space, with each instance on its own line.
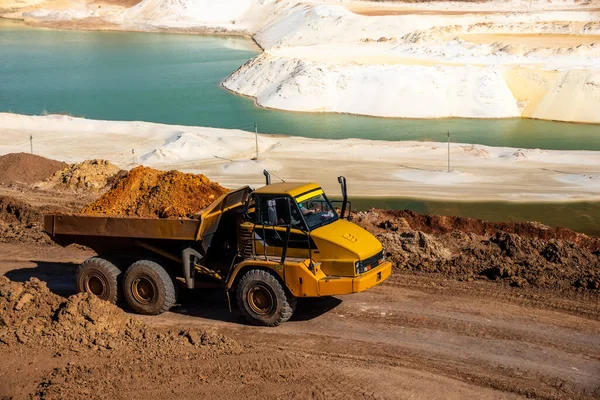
44, 186, 251, 252
44, 214, 200, 241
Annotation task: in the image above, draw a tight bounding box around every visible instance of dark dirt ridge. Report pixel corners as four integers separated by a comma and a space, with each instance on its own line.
0, 195, 51, 245
0, 153, 67, 185
0, 277, 240, 353
0, 277, 242, 399
385, 209, 600, 252
357, 210, 600, 292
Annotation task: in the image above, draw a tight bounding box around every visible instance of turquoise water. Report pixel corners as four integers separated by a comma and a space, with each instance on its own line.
1, 20, 599, 150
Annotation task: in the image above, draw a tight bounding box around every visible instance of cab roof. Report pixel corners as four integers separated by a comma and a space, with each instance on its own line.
253, 182, 321, 198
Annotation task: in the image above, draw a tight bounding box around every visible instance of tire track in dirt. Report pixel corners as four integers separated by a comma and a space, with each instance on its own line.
255, 332, 599, 400
384, 274, 600, 320
338, 308, 600, 361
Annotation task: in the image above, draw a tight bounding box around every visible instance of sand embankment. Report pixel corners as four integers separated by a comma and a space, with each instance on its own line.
1, 113, 600, 202
2, 0, 599, 123
223, 2, 600, 123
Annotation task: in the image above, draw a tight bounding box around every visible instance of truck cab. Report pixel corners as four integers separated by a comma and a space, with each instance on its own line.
227, 179, 391, 325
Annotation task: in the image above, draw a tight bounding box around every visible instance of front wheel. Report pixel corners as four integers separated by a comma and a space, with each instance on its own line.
236, 269, 296, 327
122, 260, 176, 315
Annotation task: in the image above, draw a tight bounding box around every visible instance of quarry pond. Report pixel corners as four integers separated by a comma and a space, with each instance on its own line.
1, 20, 600, 236
1, 19, 599, 151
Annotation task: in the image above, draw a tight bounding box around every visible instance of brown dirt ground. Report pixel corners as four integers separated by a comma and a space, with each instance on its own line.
80, 166, 228, 218
356, 210, 600, 292
0, 168, 598, 399
0, 153, 67, 186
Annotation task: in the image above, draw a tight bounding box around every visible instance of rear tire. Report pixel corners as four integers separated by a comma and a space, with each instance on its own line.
122, 260, 176, 315
76, 257, 121, 304
236, 269, 296, 327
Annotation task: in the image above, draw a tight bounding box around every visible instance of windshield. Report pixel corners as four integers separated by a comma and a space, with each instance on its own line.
295, 192, 338, 230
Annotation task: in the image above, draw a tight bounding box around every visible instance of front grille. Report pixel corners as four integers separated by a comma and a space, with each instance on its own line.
362, 250, 384, 269
357, 250, 384, 274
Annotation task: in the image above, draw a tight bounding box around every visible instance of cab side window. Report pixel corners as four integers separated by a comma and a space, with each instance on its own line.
257, 196, 290, 226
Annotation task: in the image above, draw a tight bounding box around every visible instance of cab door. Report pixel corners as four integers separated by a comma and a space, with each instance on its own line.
251, 195, 313, 261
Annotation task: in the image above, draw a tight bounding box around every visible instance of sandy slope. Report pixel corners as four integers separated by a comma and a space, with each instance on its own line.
2, 0, 599, 122
2, 113, 600, 202
224, 1, 600, 122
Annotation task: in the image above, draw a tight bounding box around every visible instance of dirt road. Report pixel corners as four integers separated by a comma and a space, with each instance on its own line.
1, 241, 598, 400
0, 158, 598, 399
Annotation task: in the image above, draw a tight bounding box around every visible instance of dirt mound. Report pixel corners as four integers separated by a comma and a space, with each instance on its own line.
40, 159, 125, 192
0, 277, 63, 345
0, 195, 41, 225
81, 166, 228, 218
0, 195, 52, 245
0, 277, 242, 355
381, 209, 600, 252
357, 210, 600, 291
0, 153, 67, 185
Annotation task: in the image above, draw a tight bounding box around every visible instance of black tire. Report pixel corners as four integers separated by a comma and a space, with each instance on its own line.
122, 260, 176, 315
236, 269, 296, 327
76, 257, 121, 304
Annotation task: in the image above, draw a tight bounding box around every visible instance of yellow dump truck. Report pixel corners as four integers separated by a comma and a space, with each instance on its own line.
44, 173, 392, 326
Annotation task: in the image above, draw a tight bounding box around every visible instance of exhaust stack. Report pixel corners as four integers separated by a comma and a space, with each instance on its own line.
337, 176, 348, 219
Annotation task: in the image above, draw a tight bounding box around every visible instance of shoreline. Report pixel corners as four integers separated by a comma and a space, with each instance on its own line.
4, 2, 600, 123
219, 79, 600, 127
1, 113, 599, 204
0, 16, 259, 44
3, 1, 600, 123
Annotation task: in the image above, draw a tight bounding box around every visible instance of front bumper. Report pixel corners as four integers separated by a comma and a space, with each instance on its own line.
318, 261, 392, 296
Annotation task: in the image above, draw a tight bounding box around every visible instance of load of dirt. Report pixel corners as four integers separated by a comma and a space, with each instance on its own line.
0, 276, 242, 355
357, 210, 600, 292
40, 159, 125, 192
0, 153, 67, 186
81, 166, 228, 218
0, 195, 51, 245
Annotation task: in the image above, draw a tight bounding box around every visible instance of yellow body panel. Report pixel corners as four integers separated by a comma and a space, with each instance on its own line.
311, 219, 383, 260
226, 259, 391, 298
295, 189, 323, 203
252, 225, 312, 260
310, 219, 383, 277
226, 259, 284, 289
319, 261, 392, 296
254, 182, 320, 198
283, 261, 325, 297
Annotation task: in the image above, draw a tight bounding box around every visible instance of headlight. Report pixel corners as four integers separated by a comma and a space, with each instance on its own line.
355, 260, 364, 275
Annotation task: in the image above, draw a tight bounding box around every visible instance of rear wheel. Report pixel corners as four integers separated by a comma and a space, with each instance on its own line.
122, 260, 176, 315
236, 269, 296, 327
76, 257, 121, 304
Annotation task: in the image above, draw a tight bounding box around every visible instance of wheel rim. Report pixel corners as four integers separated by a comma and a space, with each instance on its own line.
84, 273, 108, 298
247, 284, 274, 315
131, 277, 157, 305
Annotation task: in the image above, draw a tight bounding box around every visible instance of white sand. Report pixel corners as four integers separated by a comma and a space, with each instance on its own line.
1, 113, 600, 202
3, 0, 599, 122
224, 2, 600, 123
